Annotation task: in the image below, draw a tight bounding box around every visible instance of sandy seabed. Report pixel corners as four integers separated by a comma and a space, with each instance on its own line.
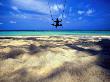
0, 35, 110, 82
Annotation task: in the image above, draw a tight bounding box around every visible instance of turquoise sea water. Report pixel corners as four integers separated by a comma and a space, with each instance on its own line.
0, 31, 110, 36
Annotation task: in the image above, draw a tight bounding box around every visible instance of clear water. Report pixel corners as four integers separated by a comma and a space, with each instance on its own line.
0, 31, 110, 36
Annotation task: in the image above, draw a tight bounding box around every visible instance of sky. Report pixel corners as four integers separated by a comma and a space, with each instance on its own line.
0, 0, 110, 30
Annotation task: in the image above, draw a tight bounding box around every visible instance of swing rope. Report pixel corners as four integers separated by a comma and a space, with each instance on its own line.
48, 0, 67, 21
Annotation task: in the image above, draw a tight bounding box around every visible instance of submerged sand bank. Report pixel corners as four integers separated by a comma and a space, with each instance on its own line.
0, 35, 110, 82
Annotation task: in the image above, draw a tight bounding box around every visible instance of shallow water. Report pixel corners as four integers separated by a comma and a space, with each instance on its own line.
0, 31, 110, 36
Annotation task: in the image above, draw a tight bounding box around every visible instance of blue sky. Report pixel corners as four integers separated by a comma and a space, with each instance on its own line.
0, 0, 110, 30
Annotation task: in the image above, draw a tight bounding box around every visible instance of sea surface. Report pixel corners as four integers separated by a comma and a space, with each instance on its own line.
0, 31, 110, 36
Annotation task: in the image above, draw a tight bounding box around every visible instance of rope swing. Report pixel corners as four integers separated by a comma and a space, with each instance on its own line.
48, 0, 67, 28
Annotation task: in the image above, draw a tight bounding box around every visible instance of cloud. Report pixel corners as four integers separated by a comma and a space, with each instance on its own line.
86, 9, 94, 15
12, 0, 64, 15
59, 14, 66, 19
11, 6, 21, 13
9, 10, 50, 21
12, 0, 50, 14
66, 21, 70, 24
78, 10, 85, 15
10, 21, 16, 24
51, 4, 64, 12
77, 9, 94, 16
0, 2, 3, 6
78, 17, 83, 20
16, 14, 27, 19
9, 12, 15, 16
0, 22, 3, 25
51, 5, 59, 11
10, 7, 27, 19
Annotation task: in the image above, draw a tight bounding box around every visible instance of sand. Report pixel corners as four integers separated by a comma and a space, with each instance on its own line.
0, 35, 110, 82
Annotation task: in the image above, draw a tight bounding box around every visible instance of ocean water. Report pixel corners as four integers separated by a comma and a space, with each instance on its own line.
0, 31, 110, 36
